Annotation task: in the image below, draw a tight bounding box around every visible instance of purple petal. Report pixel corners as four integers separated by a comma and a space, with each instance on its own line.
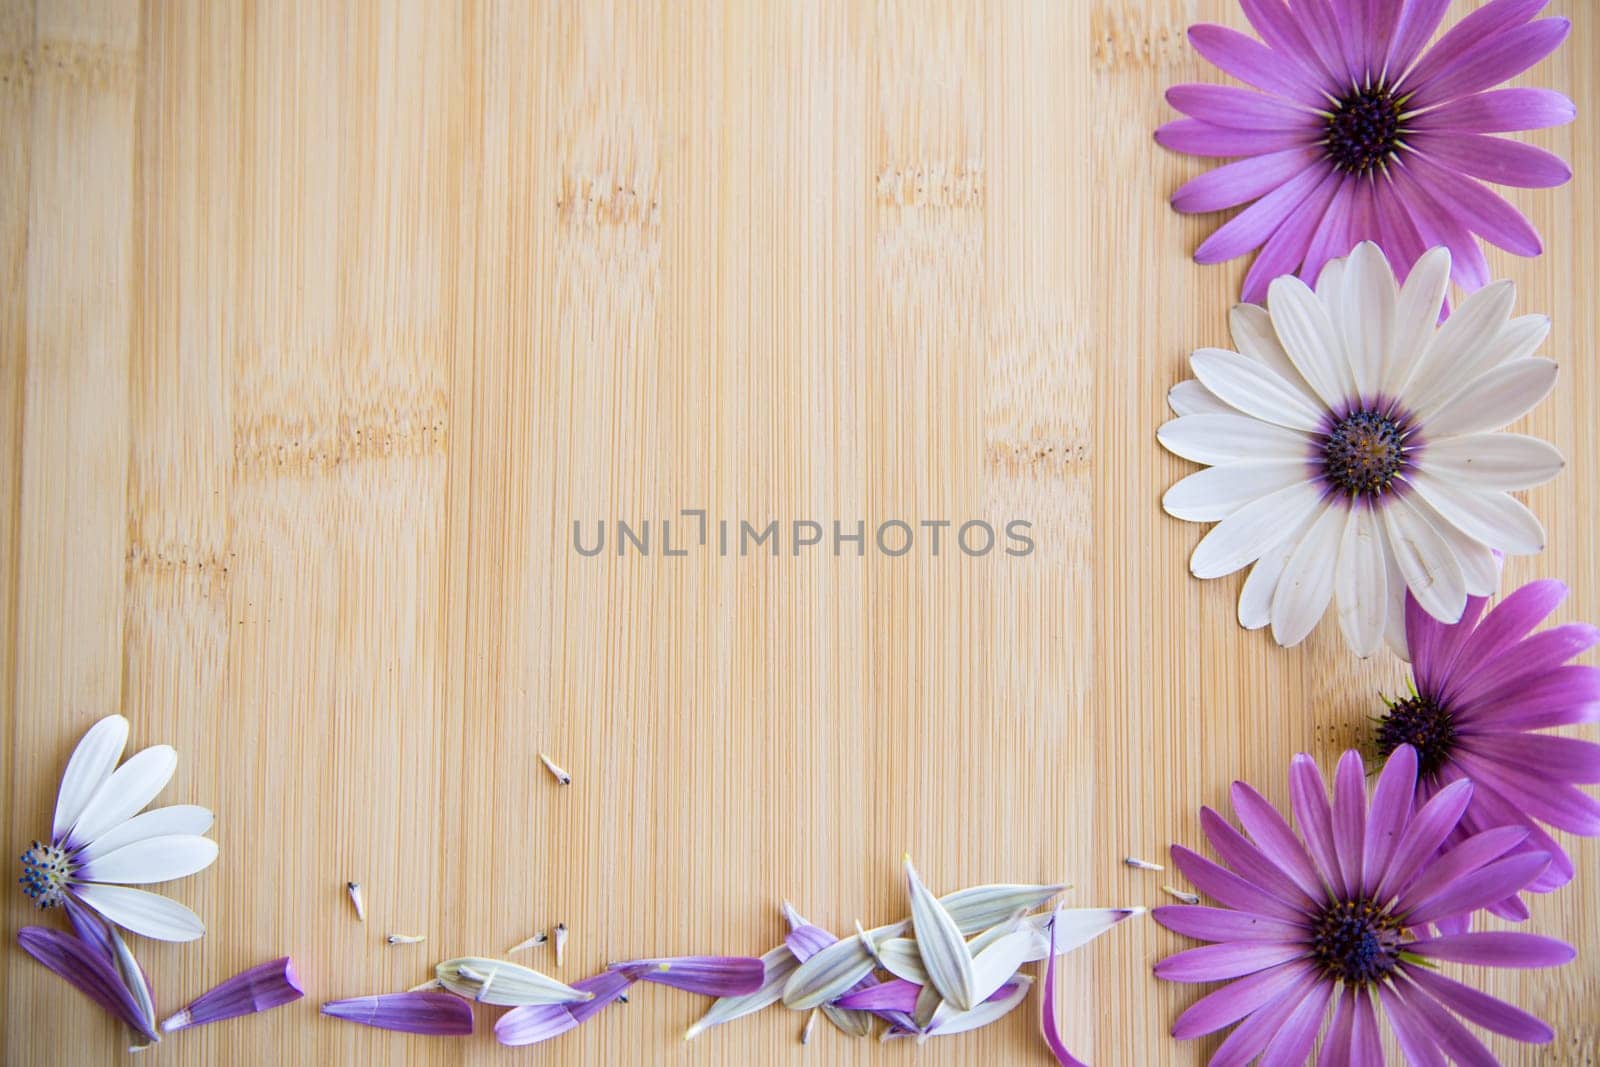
1296, 174, 1359, 289
834, 979, 919, 1013
1363, 745, 1415, 895
1460, 665, 1600, 729
1398, 152, 1543, 256
16, 927, 160, 1043
1397, 0, 1550, 97
1186, 24, 1328, 105
163, 957, 303, 1031
1392, 824, 1527, 911
1171, 148, 1321, 214
1151, 905, 1305, 944
494, 1003, 580, 1047
1405, 851, 1552, 924
1409, 591, 1488, 697
1331, 750, 1367, 896
1201, 806, 1317, 909
1153, 941, 1308, 983
1206, 966, 1327, 1065
1374, 775, 1473, 903
1386, 161, 1492, 290
1256, 975, 1332, 1065
1386, 0, 1453, 79
1458, 778, 1576, 893
1369, 177, 1431, 286
1454, 750, 1600, 834
1402, 966, 1555, 1042
1169, 845, 1307, 923
1318, 988, 1357, 1067
1407, 18, 1571, 109
1241, 800, 1332, 893
1288, 753, 1344, 894
1447, 580, 1566, 682
1412, 87, 1577, 133
1387, 973, 1500, 1064
1239, 0, 1341, 88
1407, 931, 1575, 969
1409, 132, 1572, 189
320, 992, 473, 1035
567, 970, 636, 1024
1165, 84, 1320, 131
1377, 982, 1448, 1067
1452, 623, 1600, 707
617, 956, 765, 997
1168, 961, 1313, 1039
1041, 906, 1088, 1067
1242, 166, 1345, 302
1349, 987, 1384, 1064
1195, 163, 1334, 265
1154, 119, 1314, 158
784, 923, 836, 962
62, 895, 116, 962
1460, 732, 1600, 785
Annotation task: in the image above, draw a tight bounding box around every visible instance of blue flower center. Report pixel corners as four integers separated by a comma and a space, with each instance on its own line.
19, 840, 74, 909
1376, 694, 1457, 778
1326, 87, 1403, 174
1311, 898, 1403, 984
1322, 410, 1408, 497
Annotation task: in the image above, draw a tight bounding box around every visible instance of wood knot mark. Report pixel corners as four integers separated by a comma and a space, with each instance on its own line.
7, 41, 138, 92
556, 174, 660, 229
1091, 7, 1193, 71
233, 391, 448, 479
986, 436, 1091, 478
126, 542, 231, 591
875, 163, 983, 209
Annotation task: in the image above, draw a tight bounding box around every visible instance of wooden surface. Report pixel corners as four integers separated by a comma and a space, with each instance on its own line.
2, 1, 1596, 1063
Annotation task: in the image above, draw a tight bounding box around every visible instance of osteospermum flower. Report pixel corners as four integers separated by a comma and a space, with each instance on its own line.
19, 714, 217, 941
1155, 746, 1574, 1064
1159, 0, 1573, 302
1375, 579, 1600, 922
1159, 241, 1562, 655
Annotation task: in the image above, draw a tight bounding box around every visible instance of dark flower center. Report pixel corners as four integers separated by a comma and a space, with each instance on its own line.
1310, 897, 1404, 984
1376, 693, 1457, 778
1326, 86, 1403, 174
1322, 410, 1408, 497
18, 840, 73, 909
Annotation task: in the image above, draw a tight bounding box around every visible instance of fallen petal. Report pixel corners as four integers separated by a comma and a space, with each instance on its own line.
17, 927, 160, 1044
321, 992, 473, 1035
106, 924, 159, 1048
1020, 907, 1145, 962
923, 975, 1034, 1039
1041, 905, 1090, 1067
904, 856, 977, 1011
876, 938, 927, 985
494, 970, 635, 1046
684, 944, 797, 1039
834, 979, 922, 1013
436, 957, 592, 1006
783, 928, 898, 1010
821, 1002, 876, 1038
163, 957, 304, 1032
611, 956, 764, 997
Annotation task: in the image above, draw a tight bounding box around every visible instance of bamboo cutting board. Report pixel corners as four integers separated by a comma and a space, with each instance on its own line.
3, 1, 1596, 1063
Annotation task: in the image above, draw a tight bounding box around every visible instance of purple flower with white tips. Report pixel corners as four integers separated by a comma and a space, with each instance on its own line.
19, 714, 217, 941
1154, 746, 1574, 1064
1158, 0, 1574, 302
1377, 578, 1600, 920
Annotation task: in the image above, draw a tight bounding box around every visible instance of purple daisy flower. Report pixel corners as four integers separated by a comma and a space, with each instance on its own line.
1158, 0, 1574, 302
1375, 578, 1600, 923
1154, 745, 1574, 1064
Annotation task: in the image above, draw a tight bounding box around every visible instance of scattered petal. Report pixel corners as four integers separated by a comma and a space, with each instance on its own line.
163, 957, 304, 1032
321, 992, 473, 1035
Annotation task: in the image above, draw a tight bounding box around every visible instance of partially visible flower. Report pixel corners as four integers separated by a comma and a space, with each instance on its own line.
1376, 578, 1600, 920
1159, 242, 1562, 655
163, 957, 304, 1032
1158, 0, 1573, 302
20, 714, 217, 941
321, 992, 473, 1035
1155, 746, 1573, 1063
17, 926, 161, 1047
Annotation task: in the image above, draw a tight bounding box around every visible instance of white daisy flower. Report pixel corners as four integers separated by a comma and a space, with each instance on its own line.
1159, 242, 1563, 657
20, 714, 217, 941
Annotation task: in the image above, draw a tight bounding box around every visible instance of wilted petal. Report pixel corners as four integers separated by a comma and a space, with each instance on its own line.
834, 979, 921, 1013
821, 1003, 877, 1037
17, 926, 160, 1044
1020, 907, 1144, 962
877, 938, 927, 984
106, 925, 158, 1048
904, 857, 977, 1011
940, 883, 1067, 935
163, 957, 304, 1031
1041, 906, 1089, 1067
321, 992, 473, 1035
783, 929, 893, 1010
922, 975, 1034, 1039
436, 957, 592, 1007
684, 945, 797, 1039
493, 1003, 579, 1047
612, 956, 764, 997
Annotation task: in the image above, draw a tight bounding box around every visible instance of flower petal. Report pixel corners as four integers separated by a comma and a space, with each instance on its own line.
1164, 462, 1313, 523
1382, 495, 1467, 625
1410, 131, 1572, 189
1171, 148, 1322, 214
1158, 414, 1313, 467
1186, 24, 1329, 105
1406, 279, 1517, 418
163, 958, 303, 1032
1165, 84, 1320, 131
1195, 163, 1335, 267
1266, 273, 1354, 409
73, 883, 205, 942
68, 746, 178, 850
1405, 852, 1552, 924
1191, 484, 1324, 580
80, 835, 218, 886
1040, 906, 1089, 1067
1425, 358, 1559, 439
1169, 845, 1307, 924
322, 992, 473, 1035
1155, 119, 1315, 158
436, 957, 592, 1007
1331, 749, 1367, 895
74, 805, 214, 863
617, 956, 764, 998
1407, 18, 1571, 110
1402, 966, 1554, 1042
1381, 246, 1451, 398
1409, 476, 1544, 555
1154, 941, 1308, 983
923, 975, 1033, 1038
684, 944, 796, 1039
1151, 905, 1304, 943
1421, 433, 1564, 491
1270, 502, 1347, 647
903, 857, 976, 1011
16, 925, 160, 1043
1334, 506, 1388, 657
1168, 379, 1232, 416
1169, 961, 1315, 1040
1412, 87, 1576, 133
1406, 930, 1575, 968
1189, 348, 1325, 431
1362, 745, 1415, 896
53, 715, 130, 843
1288, 753, 1344, 893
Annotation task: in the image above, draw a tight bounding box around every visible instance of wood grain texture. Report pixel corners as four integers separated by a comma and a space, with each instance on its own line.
2, 1, 1595, 1062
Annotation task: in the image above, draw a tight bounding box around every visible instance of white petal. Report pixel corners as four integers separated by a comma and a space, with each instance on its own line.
1334, 507, 1387, 657
1382, 495, 1468, 624
1158, 414, 1313, 466
1421, 433, 1565, 490
967, 929, 1035, 1007
1267, 274, 1355, 409
904, 857, 974, 1011
68, 746, 178, 848
1383, 247, 1451, 398
1230, 303, 1315, 398
53, 715, 130, 841
80, 835, 217, 885
1168, 379, 1233, 417
876, 938, 927, 985
1423, 359, 1558, 438
1019, 908, 1142, 962
76, 806, 213, 863
1190, 348, 1325, 432
1404, 491, 1501, 598
1409, 475, 1545, 556
1383, 545, 1410, 660
1191, 482, 1324, 580
1271, 503, 1348, 647
1407, 281, 1517, 416
1315, 255, 1345, 306
1340, 243, 1396, 402
1237, 510, 1317, 630
73, 883, 205, 942
923, 975, 1033, 1038
1163, 462, 1311, 522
